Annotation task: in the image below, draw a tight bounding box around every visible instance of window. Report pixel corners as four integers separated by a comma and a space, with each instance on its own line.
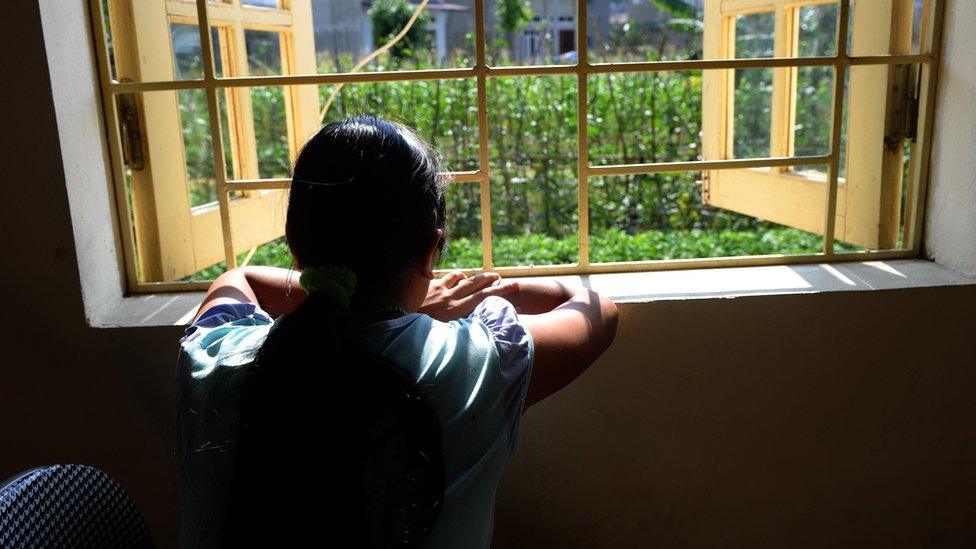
701, 0, 923, 251
92, 0, 944, 292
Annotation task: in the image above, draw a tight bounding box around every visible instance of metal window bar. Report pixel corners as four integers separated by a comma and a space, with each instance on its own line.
89, 0, 944, 292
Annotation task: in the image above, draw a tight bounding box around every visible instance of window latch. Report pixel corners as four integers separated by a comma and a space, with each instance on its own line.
115, 80, 145, 171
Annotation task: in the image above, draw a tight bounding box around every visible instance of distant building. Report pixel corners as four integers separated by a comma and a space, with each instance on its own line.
309, 0, 704, 66
484, 0, 611, 62
311, 0, 473, 65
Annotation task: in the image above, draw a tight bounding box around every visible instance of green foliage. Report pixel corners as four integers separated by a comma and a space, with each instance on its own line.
496, 0, 533, 44
368, 0, 432, 60
188, 228, 828, 280
650, 0, 697, 19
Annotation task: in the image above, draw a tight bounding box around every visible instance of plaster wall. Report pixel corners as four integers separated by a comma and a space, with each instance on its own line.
924, 0, 976, 276
1, 1, 974, 548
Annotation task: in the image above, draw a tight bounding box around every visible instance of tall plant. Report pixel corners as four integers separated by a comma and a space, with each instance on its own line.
368, 0, 432, 60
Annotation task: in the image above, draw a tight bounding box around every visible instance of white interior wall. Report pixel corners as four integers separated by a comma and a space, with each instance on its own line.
923, 0, 976, 276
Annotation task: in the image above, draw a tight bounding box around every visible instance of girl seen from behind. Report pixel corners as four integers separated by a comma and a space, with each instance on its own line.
177, 116, 618, 548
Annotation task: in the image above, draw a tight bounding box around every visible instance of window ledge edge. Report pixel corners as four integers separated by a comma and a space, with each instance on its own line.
89, 259, 976, 328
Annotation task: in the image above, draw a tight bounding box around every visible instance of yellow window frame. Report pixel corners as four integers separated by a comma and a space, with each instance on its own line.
702, 0, 918, 250
90, 0, 945, 293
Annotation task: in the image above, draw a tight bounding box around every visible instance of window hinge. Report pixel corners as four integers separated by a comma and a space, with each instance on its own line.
115, 80, 145, 171
701, 171, 710, 202
884, 64, 920, 152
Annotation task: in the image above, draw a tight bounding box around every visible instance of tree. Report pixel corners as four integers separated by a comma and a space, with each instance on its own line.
495, 0, 532, 51
368, 0, 432, 61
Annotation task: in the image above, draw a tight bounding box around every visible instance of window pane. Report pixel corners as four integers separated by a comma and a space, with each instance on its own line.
180, 89, 219, 207
588, 172, 825, 262
308, 0, 475, 73
321, 79, 480, 172
793, 67, 835, 158
793, 67, 847, 179
588, 71, 702, 166
251, 86, 291, 179
588, 0, 704, 63
735, 12, 774, 59
171, 24, 224, 79
489, 75, 579, 267
486, 0, 579, 66
798, 4, 838, 57
243, 0, 278, 7
441, 182, 483, 270
245, 30, 283, 76
733, 68, 772, 158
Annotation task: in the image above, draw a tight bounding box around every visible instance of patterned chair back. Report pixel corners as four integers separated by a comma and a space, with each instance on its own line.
0, 464, 154, 549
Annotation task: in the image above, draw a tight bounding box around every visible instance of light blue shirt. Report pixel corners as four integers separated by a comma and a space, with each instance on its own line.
177, 296, 534, 548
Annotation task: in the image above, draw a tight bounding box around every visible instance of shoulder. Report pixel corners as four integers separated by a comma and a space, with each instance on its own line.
466, 296, 534, 378
179, 302, 274, 375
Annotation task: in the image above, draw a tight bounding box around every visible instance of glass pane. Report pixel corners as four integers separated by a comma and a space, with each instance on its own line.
245, 30, 283, 75
310, 0, 475, 73
218, 85, 293, 180
171, 24, 224, 79
793, 67, 847, 179
588, 71, 702, 166
798, 4, 838, 57
588, 0, 704, 63
243, 0, 278, 7
733, 68, 772, 158
486, 0, 579, 66
735, 12, 774, 59
321, 79, 480, 172
489, 75, 579, 267
588, 172, 825, 262
441, 182, 483, 270
793, 67, 834, 158
251, 86, 291, 178
180, 89, 219, 207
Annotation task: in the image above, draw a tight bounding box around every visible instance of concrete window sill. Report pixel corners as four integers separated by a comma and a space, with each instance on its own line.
90, 259, 976, 328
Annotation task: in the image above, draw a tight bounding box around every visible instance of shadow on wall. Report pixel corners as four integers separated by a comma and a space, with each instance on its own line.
492, 279, 976, 548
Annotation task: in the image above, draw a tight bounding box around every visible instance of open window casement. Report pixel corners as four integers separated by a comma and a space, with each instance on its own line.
702, 0, 915, 250
108, 0, 317, 282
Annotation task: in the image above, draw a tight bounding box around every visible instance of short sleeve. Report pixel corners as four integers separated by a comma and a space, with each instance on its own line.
185, 302, 272, 335
180, 302, 273, 367
469, 296, 534, 384
468, 296, 534, 456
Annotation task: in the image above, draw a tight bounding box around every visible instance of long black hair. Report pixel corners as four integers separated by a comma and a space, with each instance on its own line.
223, 117, 448, 547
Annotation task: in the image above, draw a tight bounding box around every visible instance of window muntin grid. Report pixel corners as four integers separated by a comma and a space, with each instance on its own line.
90, 0, 944, 292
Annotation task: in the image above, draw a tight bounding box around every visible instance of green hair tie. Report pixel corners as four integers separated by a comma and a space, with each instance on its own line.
298, 266, 357, 310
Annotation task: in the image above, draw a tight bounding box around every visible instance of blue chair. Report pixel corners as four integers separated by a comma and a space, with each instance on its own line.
0, 464, 154, 548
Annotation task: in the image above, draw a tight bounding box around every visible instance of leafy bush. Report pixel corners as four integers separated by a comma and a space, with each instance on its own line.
191, 227, 831, 281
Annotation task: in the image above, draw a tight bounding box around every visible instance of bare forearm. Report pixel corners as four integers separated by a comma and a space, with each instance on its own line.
506, 279, 576, 314
242, 266, 306, 317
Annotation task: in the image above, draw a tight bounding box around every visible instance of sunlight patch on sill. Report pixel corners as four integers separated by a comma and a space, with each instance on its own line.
89, 259, 975, 328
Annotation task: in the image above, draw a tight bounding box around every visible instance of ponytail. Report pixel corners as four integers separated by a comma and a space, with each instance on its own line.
221, 117, 448, 546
